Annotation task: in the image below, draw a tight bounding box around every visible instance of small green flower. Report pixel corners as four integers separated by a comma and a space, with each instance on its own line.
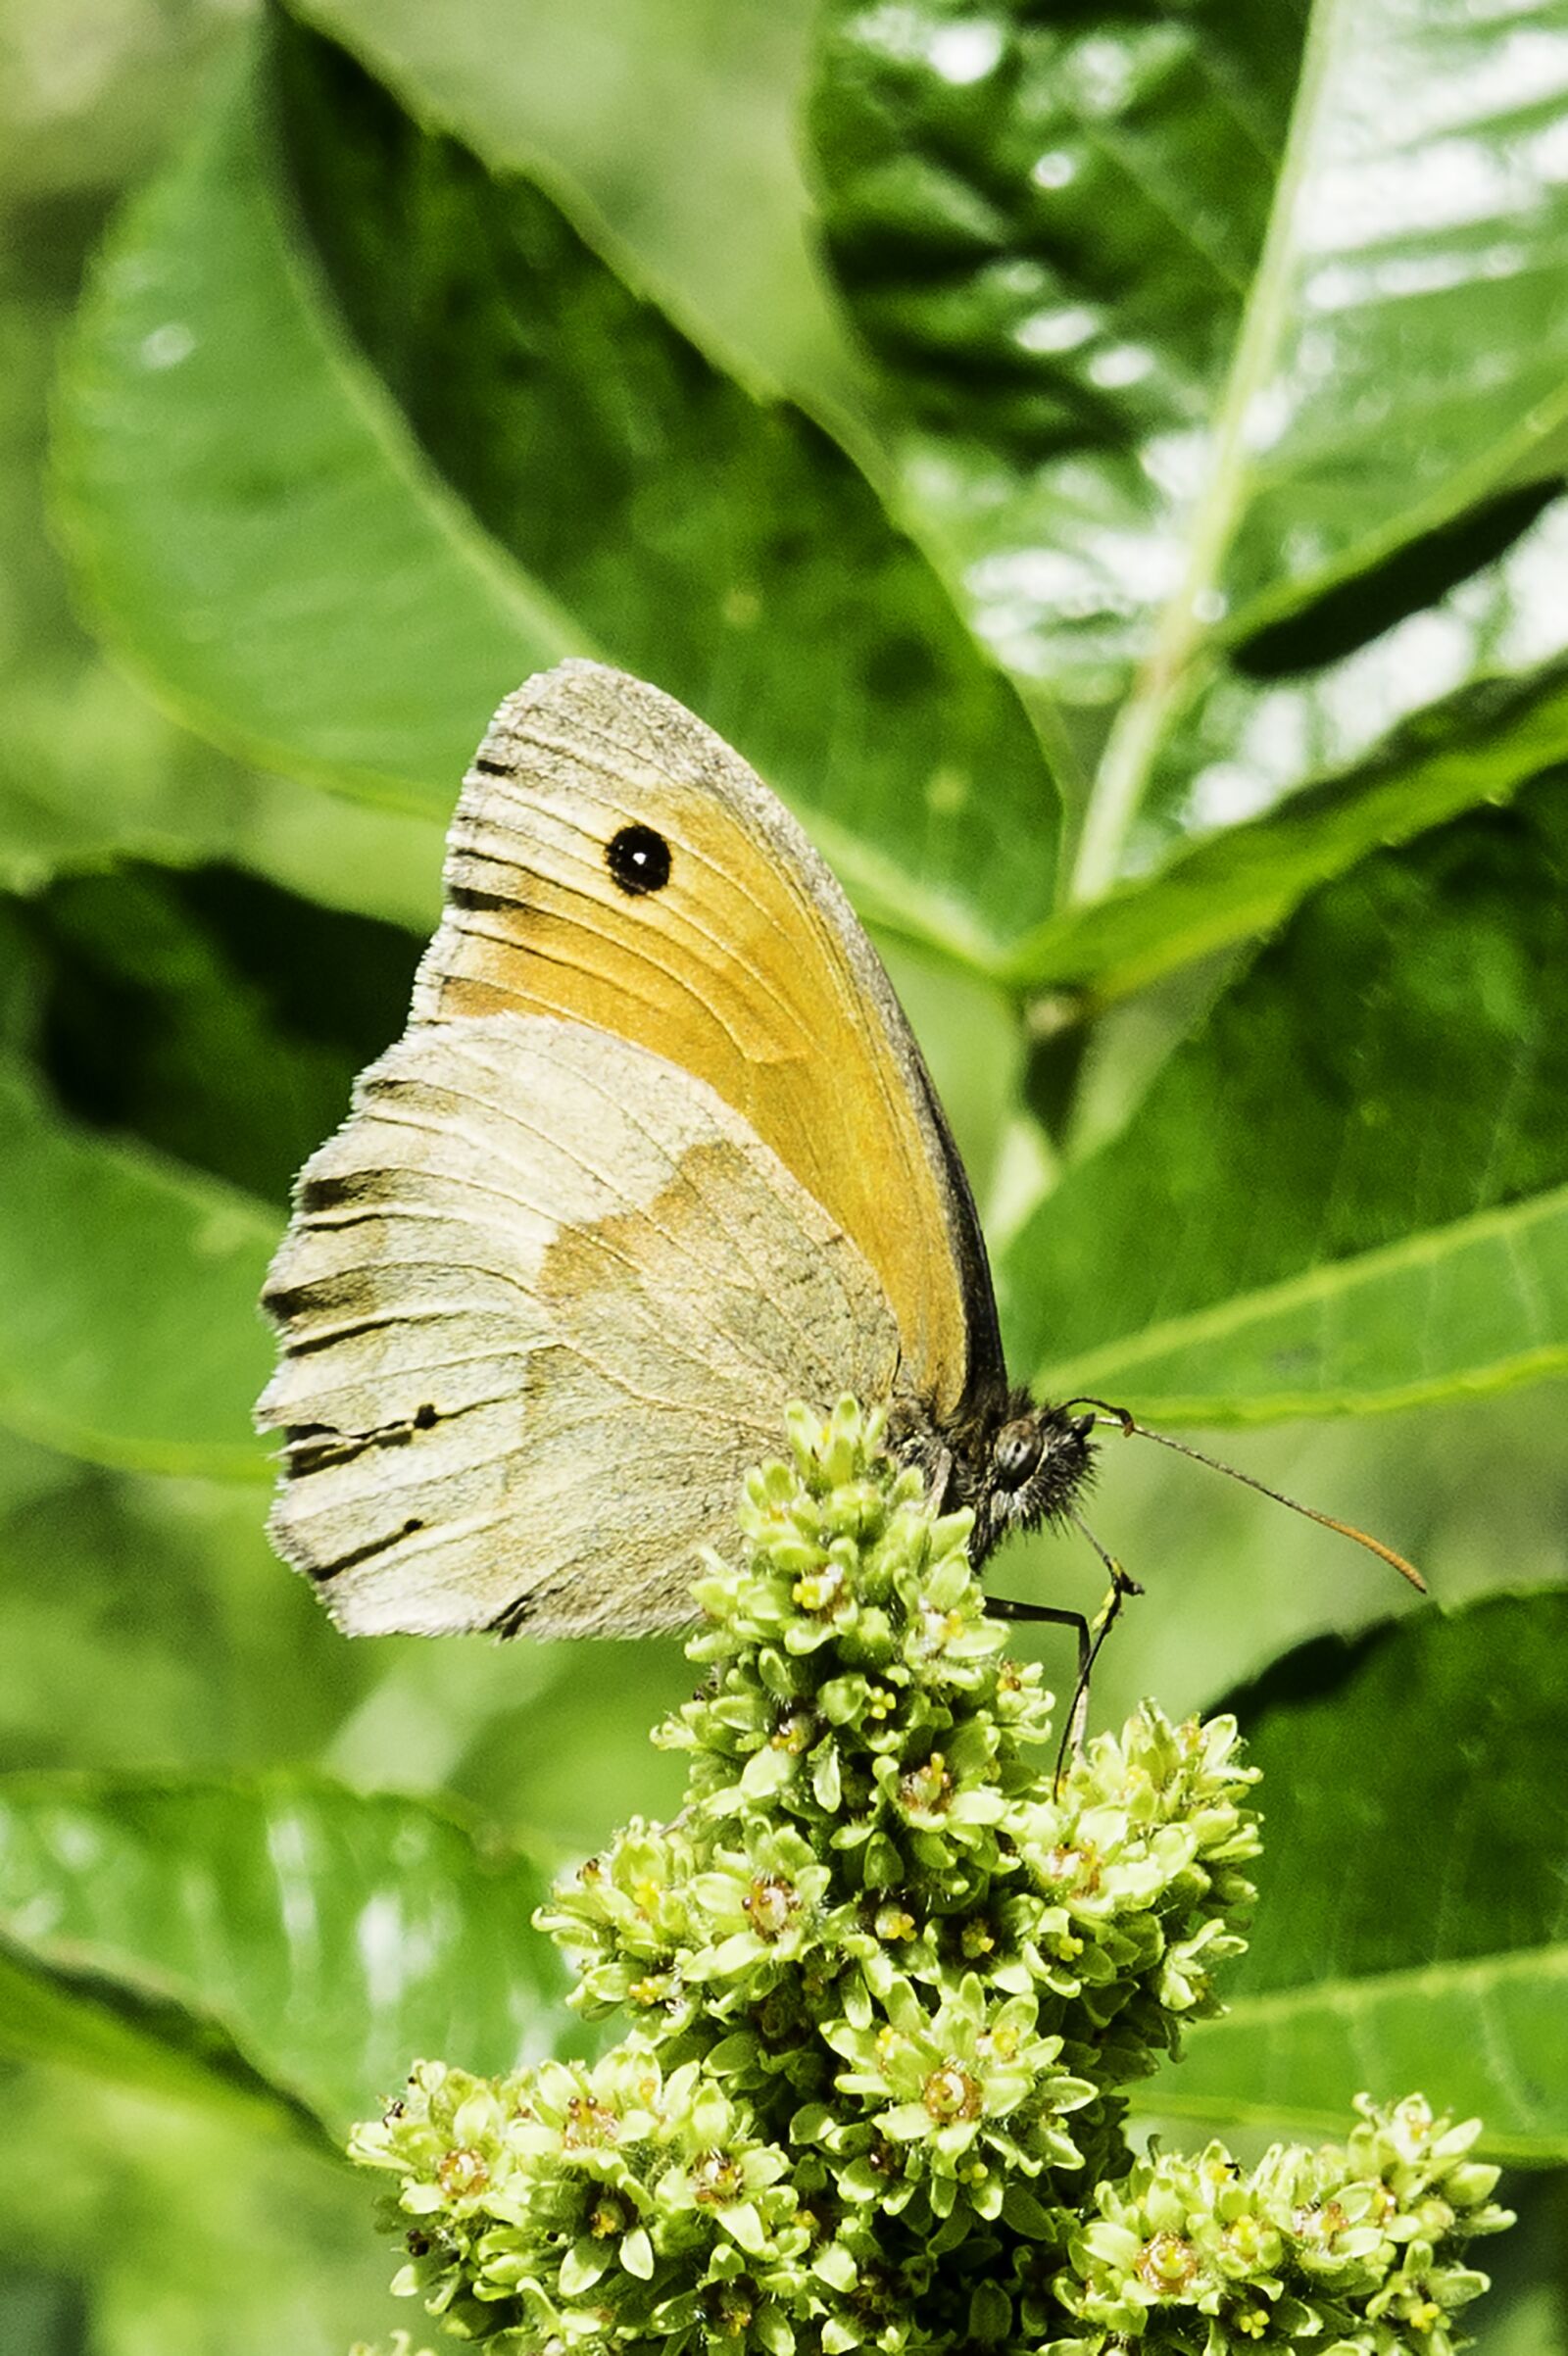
539, 1820, 701, 2017
348, 1400, 1509, 2356
823, 1969, 1092, 2216
1050, 2101, 1510, 2352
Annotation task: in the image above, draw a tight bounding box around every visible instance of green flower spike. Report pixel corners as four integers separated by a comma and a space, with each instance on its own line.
352, 1399, 1511, 2356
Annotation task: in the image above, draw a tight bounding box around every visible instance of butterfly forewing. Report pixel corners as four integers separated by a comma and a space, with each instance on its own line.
410, 662, 1001, 1421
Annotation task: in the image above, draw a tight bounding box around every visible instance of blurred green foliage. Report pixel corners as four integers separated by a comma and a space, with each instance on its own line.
0, 1, 1565, 2350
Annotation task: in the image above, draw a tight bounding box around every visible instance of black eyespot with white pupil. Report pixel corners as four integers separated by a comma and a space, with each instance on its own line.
607, 823, 672, 896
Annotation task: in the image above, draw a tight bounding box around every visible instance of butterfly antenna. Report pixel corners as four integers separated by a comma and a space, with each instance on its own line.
1052, 1512, 1142, 1793
1064, 1399, 1427, 1594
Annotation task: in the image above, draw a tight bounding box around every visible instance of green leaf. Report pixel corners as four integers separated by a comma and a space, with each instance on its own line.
290, 0, 857, 408
0, 1430, 358, 1780
1004, 772, 1568, 1418
17, 859, 419, 1202
0, 2267, 86, 2356
1000, 656, 1568, 1002
1472, 2176, 1568, 2354
0, 1932, 330, 2146
0, 1775, 572, 2138
1146, 1595, 1568, 2163
0, 852, 437, 1479
0, 152, 446, 929
1133, 492, 1568, 867
54, 9, 1061, 966
53, 39, 574, 810
810, 0, 1568, 894
0, 1055, 277, 1478
0, 2065, 411, 2356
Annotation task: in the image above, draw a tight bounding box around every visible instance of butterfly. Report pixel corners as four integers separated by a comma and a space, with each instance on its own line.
256, 662, 1097, 1640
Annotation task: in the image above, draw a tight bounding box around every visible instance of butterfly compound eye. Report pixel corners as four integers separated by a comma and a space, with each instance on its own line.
606, 823, 672, 896
994, 1420, 1042, 1490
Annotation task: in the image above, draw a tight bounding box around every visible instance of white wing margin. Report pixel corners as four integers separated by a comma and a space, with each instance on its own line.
256, 1014, 901, 1636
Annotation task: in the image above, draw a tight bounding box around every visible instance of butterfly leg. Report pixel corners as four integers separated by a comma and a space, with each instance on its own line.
985, 1595, 1097, 1756
1056, 1567, 1144, 1788
987, 1520, 1144, 1787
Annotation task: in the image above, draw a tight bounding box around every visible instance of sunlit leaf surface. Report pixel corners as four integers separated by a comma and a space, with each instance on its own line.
1001, 654, 1568, 1000
0, 1777, 572, 2136
812, 0, 1568, 899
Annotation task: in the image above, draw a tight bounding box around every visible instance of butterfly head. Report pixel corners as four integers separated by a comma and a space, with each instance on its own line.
969, 1393, 1097, 1560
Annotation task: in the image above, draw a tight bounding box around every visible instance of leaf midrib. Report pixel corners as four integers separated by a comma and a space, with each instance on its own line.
1066, 0, 1568, 907
1214, 1938, 1568, 2026
1031, 1177, 1568, 1404
1067, 0, 1348, 905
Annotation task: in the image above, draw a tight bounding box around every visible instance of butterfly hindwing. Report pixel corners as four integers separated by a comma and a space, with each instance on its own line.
258, 1014, 902, 1636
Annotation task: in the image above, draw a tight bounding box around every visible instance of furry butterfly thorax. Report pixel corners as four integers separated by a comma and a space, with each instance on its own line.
258, 662, 1093, 1638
